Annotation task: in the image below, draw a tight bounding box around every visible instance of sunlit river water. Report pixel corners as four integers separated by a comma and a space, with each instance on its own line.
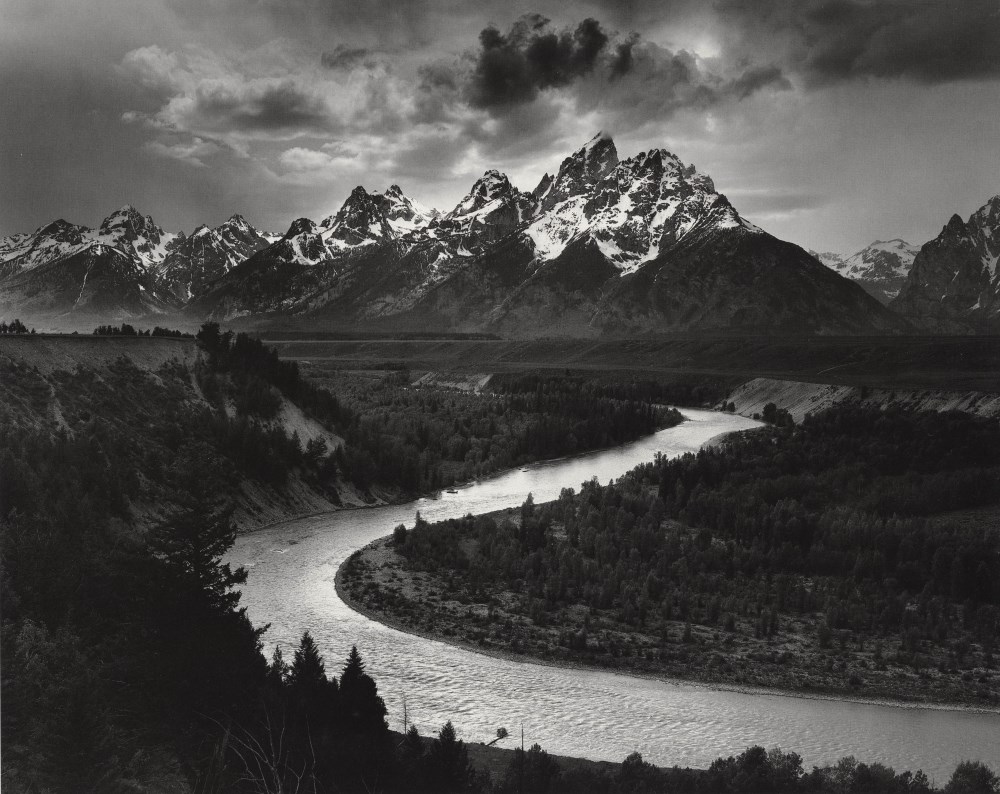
228, 408, 1000, 782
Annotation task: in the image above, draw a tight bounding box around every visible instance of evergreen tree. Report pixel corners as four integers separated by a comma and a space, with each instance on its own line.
150, 492, 244, 612
290, 631, 327, 692
267, 644, 289, 689
945, 761, 1000, 794
424, 721, 473, 793
341, 644, 365, 686
500, 744, 561, 794
339, 645, 387, 733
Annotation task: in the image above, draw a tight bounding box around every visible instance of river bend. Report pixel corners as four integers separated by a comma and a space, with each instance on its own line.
228, 409, 1000, 782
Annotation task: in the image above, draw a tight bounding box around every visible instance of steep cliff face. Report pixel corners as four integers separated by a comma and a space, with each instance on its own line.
892, 196, 1000, 331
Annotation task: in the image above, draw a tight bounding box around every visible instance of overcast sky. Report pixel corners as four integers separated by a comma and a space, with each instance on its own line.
2, 0, 998, 253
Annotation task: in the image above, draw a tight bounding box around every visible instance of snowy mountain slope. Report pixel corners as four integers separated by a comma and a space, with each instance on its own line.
192, 134, 905, 334
809, 250, 845, 270
812, 239, 919, 304
92, 205, 182, 269
154, 214, 273, 301
373, 185, 438, 235
520, 137, 759, 277
892, 195, 1000, 330
3, 136, 910, 335
532, 131, 619, 212
431, 171, 537, 255
0, 244, 177, 322
0, 220, 94, 279
0, 207, 278, 325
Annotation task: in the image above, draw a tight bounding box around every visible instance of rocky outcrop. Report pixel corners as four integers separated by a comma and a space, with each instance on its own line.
891, 196, 1000, 331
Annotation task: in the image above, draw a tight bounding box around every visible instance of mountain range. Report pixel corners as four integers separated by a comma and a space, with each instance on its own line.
808, 196, 1000, 330
1, 134, 995, 335
0, 208, 276, 324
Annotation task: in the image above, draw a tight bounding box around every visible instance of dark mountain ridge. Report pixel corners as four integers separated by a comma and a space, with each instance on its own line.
892, 195, 1000, 332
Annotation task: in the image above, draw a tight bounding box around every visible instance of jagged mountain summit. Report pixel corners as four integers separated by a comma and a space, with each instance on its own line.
154, 214, 276, 301
0, 207, 273, 326
3, 135, 908, 335
892, 195, 1000, 331
533, 131, 620, 213
0, 205, 181, 279
374, 185, 438, 234
812, 239, 920, 304
95, 205, 181, 269
190, 133, 902, 335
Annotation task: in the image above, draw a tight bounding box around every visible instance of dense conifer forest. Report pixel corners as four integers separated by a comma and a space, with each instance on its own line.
194, 323, 681, 494
2, 328, 998, 790
301, 367, 684, 493
347, 406, 1000, 705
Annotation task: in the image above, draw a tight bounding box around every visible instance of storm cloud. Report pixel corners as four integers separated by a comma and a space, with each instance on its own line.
720, 0, 1000, 86
3, 0, 999, 256
467, 15, 612, 108
192, 81, 333, 133
460, 13, 790, 122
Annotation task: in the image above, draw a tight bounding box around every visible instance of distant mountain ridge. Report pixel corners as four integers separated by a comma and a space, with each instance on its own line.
0, 207, 275, 324
1, 134, 908, 335
810, 239, 920, 304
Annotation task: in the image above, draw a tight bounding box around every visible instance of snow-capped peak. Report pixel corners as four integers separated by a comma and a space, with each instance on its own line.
524, 138, 750, 271
472, 170, 512, 201
968, 195, 1000, 276
535, 132, 619, 213
94, 205, 180, 269
375, 185, 437, 233
584, 130, 614, 151
319, 186, 394, 249
843, 239, 919, 277
223, 213, 253, 233
286, 217, 318, 238
445, 170, 525, 220
814, 238, 918, 303
35, 219, 88, 241
99, 205, 150, 236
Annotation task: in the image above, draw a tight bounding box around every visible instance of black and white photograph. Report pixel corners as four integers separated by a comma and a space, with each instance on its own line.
1, 0, 999, 791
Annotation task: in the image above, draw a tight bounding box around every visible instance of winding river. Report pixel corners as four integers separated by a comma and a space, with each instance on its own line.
228, 409, 1000, 783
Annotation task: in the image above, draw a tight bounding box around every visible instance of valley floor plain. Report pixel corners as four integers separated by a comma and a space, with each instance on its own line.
264, 333, 1000, 393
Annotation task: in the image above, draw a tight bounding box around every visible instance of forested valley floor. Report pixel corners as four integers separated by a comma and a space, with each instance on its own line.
2, 328, 999, 792
342, 406, 1000, 708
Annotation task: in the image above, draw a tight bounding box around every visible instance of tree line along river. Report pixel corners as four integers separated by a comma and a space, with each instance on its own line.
227, 409, 1000, 783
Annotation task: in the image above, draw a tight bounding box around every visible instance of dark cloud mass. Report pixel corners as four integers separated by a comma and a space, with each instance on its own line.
468, 15, 612, 108
3, 0, 999, 254
193, 81, 332, 133
321, 45, 377, 71
730, 65, 790, 99
462, 12, 790, 122
610, 36, 638, 79
721, 0, 1000, 85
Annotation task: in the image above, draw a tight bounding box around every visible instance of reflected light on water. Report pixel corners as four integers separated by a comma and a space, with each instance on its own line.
228, 409, 1000, 781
